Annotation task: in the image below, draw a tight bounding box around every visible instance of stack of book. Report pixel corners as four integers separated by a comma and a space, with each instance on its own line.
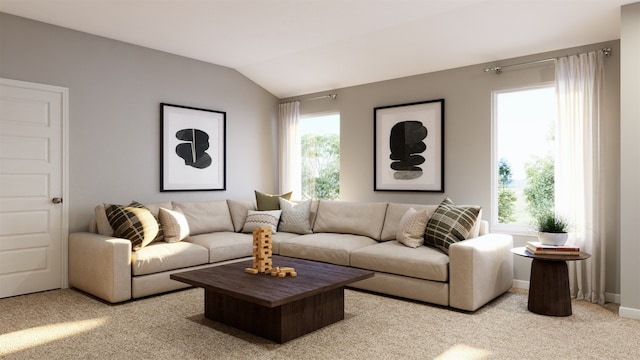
525, 241, 580, 255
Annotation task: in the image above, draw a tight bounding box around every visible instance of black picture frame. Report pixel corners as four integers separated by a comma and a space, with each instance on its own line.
374, 99, 444, 192
160, 103, 226, 191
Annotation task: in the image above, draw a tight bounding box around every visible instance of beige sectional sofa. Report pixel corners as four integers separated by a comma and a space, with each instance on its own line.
68, 199, 514, 311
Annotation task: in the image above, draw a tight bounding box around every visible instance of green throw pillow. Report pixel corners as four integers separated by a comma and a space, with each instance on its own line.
424, 197, 480, 254
254, 190, 292, 211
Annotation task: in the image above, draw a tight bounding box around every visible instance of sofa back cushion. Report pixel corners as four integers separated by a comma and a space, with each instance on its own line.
380, 203, 437, 241
172, 200, 234, 235
313, 200, 388, 240
227, 199, 256, 232
309, 199, 320, 228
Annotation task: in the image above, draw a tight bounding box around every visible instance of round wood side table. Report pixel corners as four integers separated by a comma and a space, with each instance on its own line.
512, 247, 590, 317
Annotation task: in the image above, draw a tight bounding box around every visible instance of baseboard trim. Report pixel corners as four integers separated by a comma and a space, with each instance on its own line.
606, 292, 621, 304
511, 279, 620, 304
619, 306, 640, 320
512, 279, 529, 290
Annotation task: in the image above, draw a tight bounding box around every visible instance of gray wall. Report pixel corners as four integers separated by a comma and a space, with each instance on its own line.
286, 41, 621, 296
0, 13, 279, 232
0, 13, 624, 297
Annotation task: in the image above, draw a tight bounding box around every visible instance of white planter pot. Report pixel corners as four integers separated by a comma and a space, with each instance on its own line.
537, 232, 568, 246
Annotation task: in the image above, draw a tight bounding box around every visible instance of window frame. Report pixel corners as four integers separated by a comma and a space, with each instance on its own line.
490, 82, 555, 235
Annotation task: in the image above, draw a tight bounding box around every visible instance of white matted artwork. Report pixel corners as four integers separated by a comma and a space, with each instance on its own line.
161, 103, 226, 191
374, 99, 444, 192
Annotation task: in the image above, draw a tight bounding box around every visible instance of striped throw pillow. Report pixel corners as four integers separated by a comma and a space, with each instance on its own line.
242, 210, 282, 233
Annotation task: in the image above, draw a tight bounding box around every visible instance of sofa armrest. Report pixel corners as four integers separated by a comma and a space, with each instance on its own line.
68, 232, 132, 303
448, 233, 513, 311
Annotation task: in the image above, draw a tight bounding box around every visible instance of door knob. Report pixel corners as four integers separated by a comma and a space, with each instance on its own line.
52, 197, 63, 204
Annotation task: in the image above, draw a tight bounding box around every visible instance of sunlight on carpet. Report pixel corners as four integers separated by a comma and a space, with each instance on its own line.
434, 344, 492, 360
0, 317, 109, 356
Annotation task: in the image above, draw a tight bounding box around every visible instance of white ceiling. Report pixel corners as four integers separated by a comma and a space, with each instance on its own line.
0, 0, 633, 98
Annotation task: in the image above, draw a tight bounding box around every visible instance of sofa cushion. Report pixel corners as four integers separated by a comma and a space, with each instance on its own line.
424, 197, 481, 254
278, 233, 378, 266
313, 200, 388, 240
104, 201, 162, 251
158, 207, 190, 243
173, 200, 234, 235
242, 210, 282, 233
396, 208, 429, 248
278, 198, 313, 235
95, 204, 113, 235
255, 190, 292, 211
380, 203, 437, 241
470, 208, 484, 238
227, 199, 255, 232
143, 202, 175, 218
350, 240, 449, 282
308, 199, 320, 228
132, 241, 209, 276
186, 232, 253, 263
270, 231, 300, 254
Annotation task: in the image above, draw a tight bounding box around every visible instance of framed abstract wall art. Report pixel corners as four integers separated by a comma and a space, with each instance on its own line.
373, 99, 444, 192
161, 103, 226, 191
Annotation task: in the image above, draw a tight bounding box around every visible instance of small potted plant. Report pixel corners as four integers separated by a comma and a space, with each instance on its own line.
536, 212, 569, 246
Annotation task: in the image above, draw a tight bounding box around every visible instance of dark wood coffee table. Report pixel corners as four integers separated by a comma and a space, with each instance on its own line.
170, 255, 374, 343
512, 247, 590, 316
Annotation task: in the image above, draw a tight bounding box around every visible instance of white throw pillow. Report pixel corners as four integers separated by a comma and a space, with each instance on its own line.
158, 207, 190, 243
396, 208, 429, 248
242, 210, 282, 233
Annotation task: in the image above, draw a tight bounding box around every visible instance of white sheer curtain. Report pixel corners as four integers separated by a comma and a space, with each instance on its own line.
555, 50, 606, 304
278, 101, 301, 198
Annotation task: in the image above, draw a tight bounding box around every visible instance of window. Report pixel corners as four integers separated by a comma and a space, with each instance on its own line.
299, 113, 340, 200
492, 84, 557, 232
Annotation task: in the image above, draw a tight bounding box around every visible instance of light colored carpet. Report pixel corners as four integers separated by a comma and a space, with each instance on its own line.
0, 287, 637, 359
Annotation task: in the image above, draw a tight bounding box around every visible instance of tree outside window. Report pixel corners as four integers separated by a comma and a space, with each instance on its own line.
299, 114, 340, 200
494, 85, 556, 229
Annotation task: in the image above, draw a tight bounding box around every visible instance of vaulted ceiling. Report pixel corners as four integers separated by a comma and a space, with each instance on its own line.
0, 0, 633, 98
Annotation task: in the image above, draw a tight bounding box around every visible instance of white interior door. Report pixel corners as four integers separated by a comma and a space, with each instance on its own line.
0, 78, 68, 298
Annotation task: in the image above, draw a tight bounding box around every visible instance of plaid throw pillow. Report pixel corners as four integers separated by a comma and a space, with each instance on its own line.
424, 198, 480, 254
105, 201, 162, 251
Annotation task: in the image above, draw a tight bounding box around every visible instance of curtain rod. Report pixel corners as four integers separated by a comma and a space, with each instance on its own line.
483, 47, 611, 74
280, 93, 337, 104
